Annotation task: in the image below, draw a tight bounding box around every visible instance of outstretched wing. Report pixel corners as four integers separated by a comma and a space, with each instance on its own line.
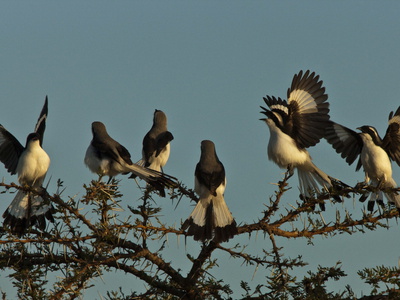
34, 96, 48, 146
382, 106, 400, 166
0, 125, 24, 175
261, 70, 329, 149
325, 121, 363, 170
287, 70, 330, 148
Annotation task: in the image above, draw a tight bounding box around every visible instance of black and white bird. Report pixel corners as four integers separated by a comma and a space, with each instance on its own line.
139, 109, 173, 172
260, 70, 337, 207
84, 121, 177, 196
0, 96, 53, 233
182, 140, 237, 243
325, 107, 400, 211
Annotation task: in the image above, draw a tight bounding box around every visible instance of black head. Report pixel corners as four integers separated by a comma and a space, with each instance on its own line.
260, 105, 287, 129
91, 121, 108, 136
357, 125, 382, 145
260, 106, 273, 120
201, 140, 215, 152
153, 109, 167, 126
199, 139, 221, 167
26, 132, 41, 147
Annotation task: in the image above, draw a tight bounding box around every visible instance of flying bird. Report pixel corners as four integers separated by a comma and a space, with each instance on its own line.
0, 96, 53, 233
84, 121, 177, 196
260, 70, 338, 209
139, 109, 173, 172
325, 107, 400, 211
182, 140, 238, 243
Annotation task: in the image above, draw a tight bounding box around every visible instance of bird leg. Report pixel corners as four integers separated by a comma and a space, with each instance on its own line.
287, 164, 294, 177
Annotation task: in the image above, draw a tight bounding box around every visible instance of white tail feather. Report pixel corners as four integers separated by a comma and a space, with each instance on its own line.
212, 195, 235, 227
6, 190, 51, 219
126, 163, 163, 180
189, 195, 234, 228
297, 166, 331, 198
189, 198, 211, 227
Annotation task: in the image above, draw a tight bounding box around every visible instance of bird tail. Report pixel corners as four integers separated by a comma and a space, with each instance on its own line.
182, 195, 237, 243
136, 158, 163, 172
135, 159, 146, 167
363, 190, 385, 212
365, 179, 400, 212
297, 165, 332, 196
297, 164, 332, 210
127, 163, 177, 197
385, 191, 400, 212
2, 189, 54, 234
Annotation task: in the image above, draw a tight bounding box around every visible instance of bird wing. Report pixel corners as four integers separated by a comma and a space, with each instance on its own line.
155, 131, 173, 156
325, 121, 363, 170
142, 131, 174, 165
91, 138, 133, 165
115, 143, 134, 165
382, 106, 400, 166
195, 163, 226, 197
0, 125, 24, 175
34, 96, 48, 146
142, 133, 157, 166
286, 70, 330, 148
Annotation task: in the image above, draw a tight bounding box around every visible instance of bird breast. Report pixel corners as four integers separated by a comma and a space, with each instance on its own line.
85, 145, 111, 176
17, 143, 50, 187
360, 139, 392, 182
267, 124, 309, 168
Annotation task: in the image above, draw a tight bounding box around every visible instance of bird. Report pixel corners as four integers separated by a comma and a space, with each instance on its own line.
182, 140, 238, 243
325, 106, 400, 211
84, 121, 177, 196
138, 109, 173, 172
0, 96, 53, 234
260, 70, 338, 209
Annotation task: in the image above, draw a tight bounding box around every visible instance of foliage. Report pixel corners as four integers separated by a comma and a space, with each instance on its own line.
0, 171, 399, 299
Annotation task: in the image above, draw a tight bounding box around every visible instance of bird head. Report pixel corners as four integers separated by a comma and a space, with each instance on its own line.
153, 109, 167, 127
25, 132, 41, 147
357, 125, 382, 145
91, 121, 109, 138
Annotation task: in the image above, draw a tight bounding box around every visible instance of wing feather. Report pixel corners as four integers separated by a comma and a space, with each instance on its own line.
325, 121, 363, 168
382, 106, 400, 165
34, 96, 48, 146
0, 126, 24, 174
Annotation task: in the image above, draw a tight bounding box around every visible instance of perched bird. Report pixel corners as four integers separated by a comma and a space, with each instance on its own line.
260, 70, 337, 208
325, 107, 400, 211
84, 121, 177, 196
0, 96, 53, 233
139, 109, 173, 172
182, 140, 237, 243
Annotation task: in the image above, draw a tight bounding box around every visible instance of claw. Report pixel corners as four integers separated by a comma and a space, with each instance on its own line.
287, 164, 294, 177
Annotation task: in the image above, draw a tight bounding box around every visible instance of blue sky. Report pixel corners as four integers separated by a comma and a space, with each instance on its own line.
1, 1, 400, 298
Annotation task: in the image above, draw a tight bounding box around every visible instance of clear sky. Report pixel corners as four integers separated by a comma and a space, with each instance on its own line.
1, 1, 400, 298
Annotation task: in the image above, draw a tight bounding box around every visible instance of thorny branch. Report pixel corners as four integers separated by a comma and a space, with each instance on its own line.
0, 171, 399, 299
